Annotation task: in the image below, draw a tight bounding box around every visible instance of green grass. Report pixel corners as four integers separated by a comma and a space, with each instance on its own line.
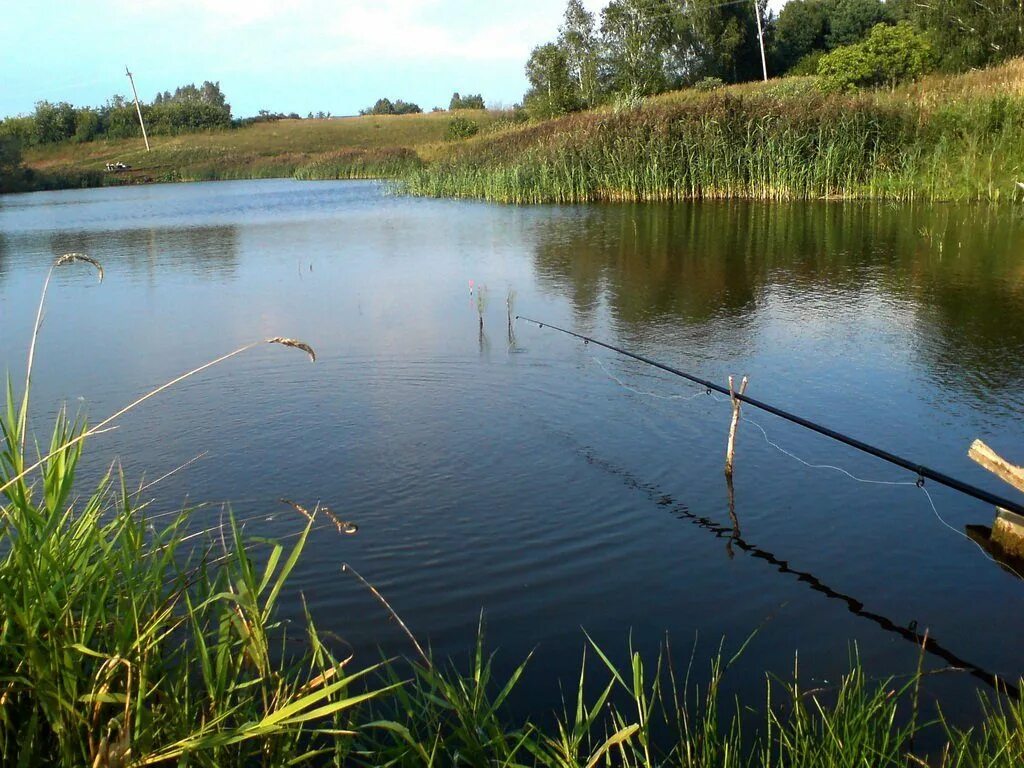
17, 110, 505, 189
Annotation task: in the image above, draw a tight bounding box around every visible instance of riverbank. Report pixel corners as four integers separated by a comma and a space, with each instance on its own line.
406, 61, 1024, 204
7, 60, 1024, 203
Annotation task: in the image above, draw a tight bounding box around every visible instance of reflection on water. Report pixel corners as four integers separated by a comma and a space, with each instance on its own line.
1, 180, 1023, 725
578, 437, 1016, 697
532, 202, 1024, 409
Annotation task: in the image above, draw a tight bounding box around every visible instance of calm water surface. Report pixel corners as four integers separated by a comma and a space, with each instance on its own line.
2, 180, 1023, 723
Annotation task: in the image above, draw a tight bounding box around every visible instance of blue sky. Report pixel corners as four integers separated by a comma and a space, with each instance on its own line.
3, 0, 622, 119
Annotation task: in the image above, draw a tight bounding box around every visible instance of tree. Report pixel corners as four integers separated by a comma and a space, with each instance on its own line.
600, 0, 682, 96
524, 43, 579, 119
32, 101, 76, 144
449, 93, 486, 110
818, 22, 933, 90
911, 0, 1024, 70
771, 0, 830, 73
823, 0, 889, 49
685, 0, 766, 83
559, 0, 602, 107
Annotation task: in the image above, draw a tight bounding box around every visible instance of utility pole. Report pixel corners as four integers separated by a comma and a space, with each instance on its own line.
753, 0, 768, 82
125, 65, 151, 151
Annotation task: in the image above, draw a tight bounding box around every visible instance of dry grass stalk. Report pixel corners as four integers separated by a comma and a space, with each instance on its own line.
266, 337, 316, 362
1, 337, 317, 503
342, 563, 430, 668
322, 505, 358, 535
53, 252, 104, 282
18, 253, 106, 454
280, 498, 315, 523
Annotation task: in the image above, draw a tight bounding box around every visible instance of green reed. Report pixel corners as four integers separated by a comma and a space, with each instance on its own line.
353, 630, 1024, 768
403, 85, 1024, 204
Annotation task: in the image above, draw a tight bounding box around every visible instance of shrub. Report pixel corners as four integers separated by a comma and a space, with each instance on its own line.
447, 116, 480, 140
818, 23, 933, 91
694, 76, 725, 91
789, 50, 825, 77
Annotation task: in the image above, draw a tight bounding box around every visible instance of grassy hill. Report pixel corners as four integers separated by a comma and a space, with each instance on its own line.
16, 59, 1024, 202
19, 109, 507, 188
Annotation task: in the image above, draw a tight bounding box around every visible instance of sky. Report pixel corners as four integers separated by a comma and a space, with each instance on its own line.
2, 0, 622, 119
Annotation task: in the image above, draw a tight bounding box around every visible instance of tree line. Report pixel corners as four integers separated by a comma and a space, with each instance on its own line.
359, 92, 487, 116
524, 0, 1024, 118
0, 81, 233, 147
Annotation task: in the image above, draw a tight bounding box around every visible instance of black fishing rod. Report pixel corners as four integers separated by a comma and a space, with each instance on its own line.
517, 316, 1024, 518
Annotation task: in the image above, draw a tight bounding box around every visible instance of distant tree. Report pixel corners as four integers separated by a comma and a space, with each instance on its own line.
0, 135, 22, 176
32, 101, 77, 144
360, 98, 421, 115
0, 135, 26, 192
73, 108, 101, 143
818, 22, 933, 90
524, 43, 579, 119
392, 100, 423, 114
449, 92, 486, 109
559, 0, 602, 107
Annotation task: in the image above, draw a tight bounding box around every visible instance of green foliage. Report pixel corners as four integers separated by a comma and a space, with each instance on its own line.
0, 135, 26, 192
600, 0, 682, 95
525, 42, 580, 119
361, 98, 422, 116
447, 116, 480, 140
0, 393, 382, 763
405, 78, 1024, 204
818, 23, 933, 91
0, 81, 233, 147
824, 0, 890, 48
694, 76, 725, 91
32, 101, 77, 144
771, 0, 830, 73
912, 0, 1024, 70
449, 92, 486, 110
687, 0, 767, 83
789, 49, 826, 76
559, 0, 603, 108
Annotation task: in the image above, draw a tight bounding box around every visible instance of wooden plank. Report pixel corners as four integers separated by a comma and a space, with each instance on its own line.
968, 439, 1024, 495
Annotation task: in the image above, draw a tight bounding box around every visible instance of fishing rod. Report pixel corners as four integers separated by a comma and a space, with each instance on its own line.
517, 316, 1024, 518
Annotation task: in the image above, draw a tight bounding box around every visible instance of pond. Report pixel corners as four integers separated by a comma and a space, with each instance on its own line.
1, 179, 1023, 724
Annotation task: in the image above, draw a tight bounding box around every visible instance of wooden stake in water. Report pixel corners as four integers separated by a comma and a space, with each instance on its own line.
969, 439, 1024, 558
725, 375, 749, 478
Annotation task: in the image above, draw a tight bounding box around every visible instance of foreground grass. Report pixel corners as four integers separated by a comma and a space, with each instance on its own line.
405, 59, 1024, 204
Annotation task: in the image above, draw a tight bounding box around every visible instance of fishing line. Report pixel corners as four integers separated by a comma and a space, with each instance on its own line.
586, 343, 1024, 577
591, 356, 708, 401
520, 316, 1024, 518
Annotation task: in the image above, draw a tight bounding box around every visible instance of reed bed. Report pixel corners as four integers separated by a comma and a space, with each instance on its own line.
404, 74, 1024, 204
